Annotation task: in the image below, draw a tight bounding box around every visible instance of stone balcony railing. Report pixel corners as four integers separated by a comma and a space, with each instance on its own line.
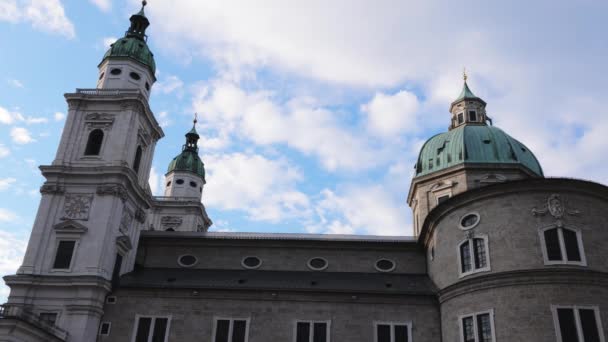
153, 196, 201, 202
0, 304, 69, 340
75, 88, 141, 96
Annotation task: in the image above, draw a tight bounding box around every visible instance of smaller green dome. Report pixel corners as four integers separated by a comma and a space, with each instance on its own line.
102, 37, 156, 74
167, 151, 205, 179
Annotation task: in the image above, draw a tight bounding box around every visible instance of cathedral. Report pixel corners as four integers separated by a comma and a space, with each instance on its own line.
1, 2, 607, 342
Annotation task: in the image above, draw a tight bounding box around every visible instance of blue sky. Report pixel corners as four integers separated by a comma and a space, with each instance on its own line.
1, 0, 607, 299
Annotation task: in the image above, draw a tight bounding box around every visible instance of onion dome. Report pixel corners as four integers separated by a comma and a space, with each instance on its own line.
100, 1, 156, 74
414, 73, 543, 178
167, 117, 206, 180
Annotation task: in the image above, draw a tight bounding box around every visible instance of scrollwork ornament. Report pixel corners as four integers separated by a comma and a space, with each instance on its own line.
532, 194, 580, 219
40, 184, 65, 195
120, 208, 134, 232
161, 216, 183, 230
62, 194, 93, 220
96, 184, 128, 203
135, 208, 146, 223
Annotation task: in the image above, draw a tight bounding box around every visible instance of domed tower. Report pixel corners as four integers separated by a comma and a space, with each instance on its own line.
96, 1, 156, 99
408, 73, 543, 236
164, 117, 206, 201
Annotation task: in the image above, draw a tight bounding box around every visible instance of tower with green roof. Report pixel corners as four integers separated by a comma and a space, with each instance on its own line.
407, 74, 544, 236
96, 0, 156, 99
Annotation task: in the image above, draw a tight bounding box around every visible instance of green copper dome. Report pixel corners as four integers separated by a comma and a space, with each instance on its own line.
100, 1, 155, 74
415, 125, 543, 177
167, 122, 205, 180
102, 37, 156, 74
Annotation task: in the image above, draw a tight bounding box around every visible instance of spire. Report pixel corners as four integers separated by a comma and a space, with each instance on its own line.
184, 114, 200, 152
125, 1, 150, 41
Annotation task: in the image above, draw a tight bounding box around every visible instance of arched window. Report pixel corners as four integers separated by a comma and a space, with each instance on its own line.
84, 129, 104, 155
133, 146, 143, 173
541, 226, 586, 265
459, 236, 490, 277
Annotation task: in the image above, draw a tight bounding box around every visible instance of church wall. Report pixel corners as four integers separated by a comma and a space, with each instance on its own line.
100, 289, 441, 342
440, 282, 608, 342
427, 185, 608, 289
138, 239, 426, 274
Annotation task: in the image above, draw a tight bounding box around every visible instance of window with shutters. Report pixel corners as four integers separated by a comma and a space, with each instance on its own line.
374, 321, 411, 342
52, 240, 77, 270
459, 310, 496, 342
131, 316, 170, 342
213, 318, 249, 342
552, 306, 605, 342
294, 320, 330, 342
540, 226, 586, 266
458, 235, 490, 277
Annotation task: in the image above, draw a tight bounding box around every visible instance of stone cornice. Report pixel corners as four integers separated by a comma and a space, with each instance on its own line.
3, 274, 112, 291
419, 177, 608, 245
438, 268, 608, 303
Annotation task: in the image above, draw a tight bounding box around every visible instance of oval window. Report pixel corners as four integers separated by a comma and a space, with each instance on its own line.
190, 181, 197, 188
166, 181, 171, 187
375, 259, 396, 272
460, 212, 480, 230
241, 256, 262, 269
178, 255, 197, 267
110, 68, 122, 75
176, 179, 184, 185
145, 82, 150, 91
99, 72, 105, 80
129, 72, 141, 81
307, 257, 328, 271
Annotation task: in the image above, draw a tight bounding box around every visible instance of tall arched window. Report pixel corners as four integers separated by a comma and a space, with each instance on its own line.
84, 129, 104, 155
541, 226, 586, 265
133, 146, 143, 173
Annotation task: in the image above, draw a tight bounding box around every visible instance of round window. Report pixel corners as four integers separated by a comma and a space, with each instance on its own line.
129, 72, 141, 81
459, 212, 480, 230
110, 68, 122, 75
307, 257, 328, 271
178, 255, 197, 267
241, 256, 262, 269
166, 181, 171, 187
190, 181, 197, 188
145, 82, 150, 91
375, 259, 396, 272
176, 179, 184, 185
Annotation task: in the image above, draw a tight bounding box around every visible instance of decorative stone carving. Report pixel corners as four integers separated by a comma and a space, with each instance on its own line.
85, 113, 115, 130
40, 184, 65, 195
96, 184, 128, 203
138, 128, 152, 146
53, 220, 88, 234
120, 208, 134, 232
161, 216, 183, 230
135, 208, 146, 223
61, 194, 93, 220
116, 235, 132, 253
478, 174, 507, 184
532, 194, 580, 219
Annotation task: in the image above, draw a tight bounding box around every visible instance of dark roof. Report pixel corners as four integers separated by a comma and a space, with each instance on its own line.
119, 268, 436, 295
141, 231, 417, 243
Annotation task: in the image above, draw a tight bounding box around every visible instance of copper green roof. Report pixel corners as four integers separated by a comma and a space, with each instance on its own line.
451, 81, 486, 108
100, 2, 155, 74
167, 151, 205, 179
415, 124, 543, 177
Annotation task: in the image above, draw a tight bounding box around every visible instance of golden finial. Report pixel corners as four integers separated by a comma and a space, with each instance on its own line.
463, 67, 468, 82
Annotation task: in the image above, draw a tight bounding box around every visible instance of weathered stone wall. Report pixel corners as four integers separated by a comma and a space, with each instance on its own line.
100, 289, 440, 342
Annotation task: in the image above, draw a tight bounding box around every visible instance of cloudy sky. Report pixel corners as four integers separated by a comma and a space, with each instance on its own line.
0, 0, 607, 299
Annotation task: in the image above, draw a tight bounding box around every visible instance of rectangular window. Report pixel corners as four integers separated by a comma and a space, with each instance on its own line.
375, 322, 411, 342
437, 195, 450, 204
295, 320, 329, 342
460, 311, 495, 342
459, 236, 490, 277
542, 227, 586, 265
469, 111, 477, 121
458, 113, 464, 124
553, 306, 605, 342
39, 312, 58, 325
133, 316, 170, 342
99, 322, 111, 336
53, 240, 76, 269
214, 318, 249, 342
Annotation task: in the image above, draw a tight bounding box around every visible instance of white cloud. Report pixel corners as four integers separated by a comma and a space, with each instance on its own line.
54, 112, 65, 121
204, 153, 310, 222
7, 79, 24, 88
157, 111, 172, 128
10, 127, 35, 144
148, 167, 161, 196
0, 107, 15, 124
0, 178, 17, 191
0, 145, 10, 158
0, 230, 27, 301
154, 75, 184, 95
0, 0, 76, 39
0, 209, 18, 222
89, 0, 111, 12
101, 36, 117, 50
24, 117, 48, 124
362, 90, 420, 138
0, 106, 48, 125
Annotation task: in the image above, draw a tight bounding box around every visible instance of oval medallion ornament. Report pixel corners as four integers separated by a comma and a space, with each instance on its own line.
548, 194, 564, 218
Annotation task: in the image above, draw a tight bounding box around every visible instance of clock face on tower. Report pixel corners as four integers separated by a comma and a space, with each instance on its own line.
62, 194, 93, 221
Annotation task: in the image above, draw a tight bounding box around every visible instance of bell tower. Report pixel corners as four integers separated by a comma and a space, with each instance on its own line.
1, 2, 163, 341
